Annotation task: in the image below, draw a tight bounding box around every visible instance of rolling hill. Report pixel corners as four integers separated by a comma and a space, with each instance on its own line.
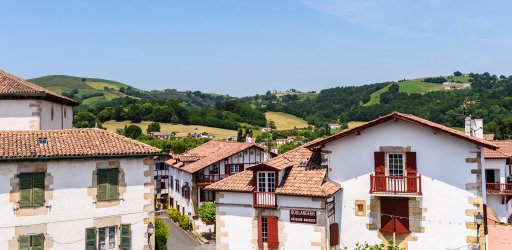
265, 112, 308, 130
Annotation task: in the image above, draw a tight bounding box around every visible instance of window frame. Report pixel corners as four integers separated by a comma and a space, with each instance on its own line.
18, 172, 45, 208
98, 226, 117, 250
97, 168, 119, 202
386, 153, 405, 177
18, 234, 44, 250
257, 171, 276, 193
229, 164, 240, 174
261, 216, 268, 243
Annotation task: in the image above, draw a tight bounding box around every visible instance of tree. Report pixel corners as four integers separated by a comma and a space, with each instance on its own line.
268, 120, 277, 129
278, 142, 299, 154
147, 122, 161, 133
155, 218, 169, 250
198, 202, 216, 223
119, 87, 126, 93
237, 128, 244, 142
73, 111, 99, 128
453, 71, 463, 76
124, 125, 142, 139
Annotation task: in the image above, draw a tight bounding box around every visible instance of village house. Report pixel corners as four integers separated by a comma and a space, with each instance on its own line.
0, 70, 162, 249
164, 140, 274, 232
207, 112, 498, 250
0, 70, 78, 130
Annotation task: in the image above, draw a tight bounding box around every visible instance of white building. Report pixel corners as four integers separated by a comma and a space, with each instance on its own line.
207, 112, 498, 250
165, 141, 274, 232
0, 70, 78, 130
483, 141, 512, 223
0, 129, 161, 249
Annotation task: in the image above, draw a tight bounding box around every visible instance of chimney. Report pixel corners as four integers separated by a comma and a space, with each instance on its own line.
464, 116, 484, 139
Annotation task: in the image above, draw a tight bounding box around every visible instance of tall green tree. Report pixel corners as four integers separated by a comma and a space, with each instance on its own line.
147, 122, 161, 133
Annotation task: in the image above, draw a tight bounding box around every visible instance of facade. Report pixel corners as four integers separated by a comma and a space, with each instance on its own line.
483, 140, 512, 222
0, 129, 161, 250
164, 141, 273, 231
0, 70, 78, 130
208, 112, 498, 250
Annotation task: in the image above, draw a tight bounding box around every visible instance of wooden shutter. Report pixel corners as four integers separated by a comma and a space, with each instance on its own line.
85, 227, 97, 250
257, 215, 263, 248
380, 198, 395, 233
239, 164, 244, 172
108, 168, 119, 200
374, 152, 386, 175
329, 223, 340, 246
199, 188, 205, 202
97, 169, 108, 201
31, 234, 44, 250
405, 152, 417, 175
32, 173, 45, 207
267, 216, 279, 249
394, 198, 410, 234
120, 224, 132, 250
225, 165, 230, 176
18, 235, 30, 250
19, 174, 33, 208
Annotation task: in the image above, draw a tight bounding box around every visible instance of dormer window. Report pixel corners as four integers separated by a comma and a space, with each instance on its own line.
257, 171, 276, 193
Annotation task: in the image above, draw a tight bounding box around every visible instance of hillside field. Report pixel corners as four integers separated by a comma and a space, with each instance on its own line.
265, 112, 308, 130
102, 121, 237, 139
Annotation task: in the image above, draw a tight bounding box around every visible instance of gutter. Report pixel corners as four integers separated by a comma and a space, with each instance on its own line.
0, 153, 165, 162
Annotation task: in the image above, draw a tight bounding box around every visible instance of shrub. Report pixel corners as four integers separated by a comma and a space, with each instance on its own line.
155, 218, 169, 250
168, 208, 181, 223
345, 242, 402, 250
198, 202, 216, 223
179, 214, 192, 231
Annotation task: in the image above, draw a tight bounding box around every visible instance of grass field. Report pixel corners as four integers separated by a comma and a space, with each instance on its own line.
363, 79, 445, 106
102, 121, 237, 139
265, 112, 308, 130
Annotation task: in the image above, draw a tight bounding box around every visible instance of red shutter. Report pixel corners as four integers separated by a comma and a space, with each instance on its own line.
225, 165, 230, 176
380, 198, 410, 234
374, 152, 386, 192
406, 152, 417, 192
267, 216, 279, 249
329, 223, 340, 246
257, 215, 263, 248
239, 164, 244, 172
199, 188, 205, 202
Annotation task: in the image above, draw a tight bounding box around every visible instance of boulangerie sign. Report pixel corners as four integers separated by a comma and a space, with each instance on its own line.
289, 209, 317, 224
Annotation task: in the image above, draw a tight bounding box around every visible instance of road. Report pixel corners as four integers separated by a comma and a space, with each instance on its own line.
160, 217, 216, 250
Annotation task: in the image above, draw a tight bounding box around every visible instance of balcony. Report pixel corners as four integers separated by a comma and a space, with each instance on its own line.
486, 183, 512, 195
253, 192, 277, 208
370, 174, 422, 196
197, 174, 229, 185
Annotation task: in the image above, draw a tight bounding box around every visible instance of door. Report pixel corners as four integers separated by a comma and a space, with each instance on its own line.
380, 198, 409, 234
256, 171, 276, 205
387, 153, 406, 192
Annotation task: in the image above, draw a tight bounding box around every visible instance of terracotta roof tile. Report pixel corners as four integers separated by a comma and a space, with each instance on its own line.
207, 146, 342, 197
165, 141, 268, 173
484, 134, 495, 141
0, 129, 161, 159
485, 140, 512, 159
306, 112, 498, 150
0, 70, 78, 106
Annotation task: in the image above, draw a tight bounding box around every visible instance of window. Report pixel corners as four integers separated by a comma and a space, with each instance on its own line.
18, 234, 44, 250
19, 172, 45, 208
97, 168, 119, 201
175, 180, 179, 193
98, 227, 116, 250
261, 216, 268, 243
170, 176, 174, 190
210, 163, 220, 175
257, 171, 276, 192
51, 107, 54, 120
229, 165, 240, 174
86, 225, 131, 250
355, 200, 366, 216
387, 153, 405, 176
205, 190, 215, 202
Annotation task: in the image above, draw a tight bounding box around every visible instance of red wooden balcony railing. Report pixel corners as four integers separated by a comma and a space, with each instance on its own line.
370, 174, 422, 195
253, 192, 277, 208
486, 183, 512, 195
197, 174, 229, 184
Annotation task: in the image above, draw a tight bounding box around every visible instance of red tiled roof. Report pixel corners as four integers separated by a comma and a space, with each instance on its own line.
306, 112, 498, 150
484, 134, 495, 141
0, 129, 161, 160
485, 140, 512, 159
165, 141, 269, 173
487, 206, 512, 250
207, 147, 342, 197
0, 70, 78, 106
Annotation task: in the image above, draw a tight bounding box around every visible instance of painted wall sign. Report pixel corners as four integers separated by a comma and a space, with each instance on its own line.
290, 209, 317, 224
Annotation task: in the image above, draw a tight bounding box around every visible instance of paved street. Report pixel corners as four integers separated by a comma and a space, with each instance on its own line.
160, 217, 216, 250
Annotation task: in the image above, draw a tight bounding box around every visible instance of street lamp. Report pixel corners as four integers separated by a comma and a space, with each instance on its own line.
474, 212, 483, 243
147, 222, 155, 250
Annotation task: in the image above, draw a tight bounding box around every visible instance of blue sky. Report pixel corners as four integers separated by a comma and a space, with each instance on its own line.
1, 0, 512, 96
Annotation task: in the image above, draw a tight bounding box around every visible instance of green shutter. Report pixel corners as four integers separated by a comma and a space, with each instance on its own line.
19, 174, 33, 208
31, 234, 44, 250
32, 173, 45, 207
120, 224, 131, 250
85, 227, 97, 250
18, 235, 30, 250
108, 168, 119, 200
97, 169, 108, 201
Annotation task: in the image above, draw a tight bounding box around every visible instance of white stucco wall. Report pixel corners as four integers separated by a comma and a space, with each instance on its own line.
0, 99, 73, 130
0, 157, 152, 249
168, 167, 194, 216
323, 120, 483, 250
484, 158, 510, 222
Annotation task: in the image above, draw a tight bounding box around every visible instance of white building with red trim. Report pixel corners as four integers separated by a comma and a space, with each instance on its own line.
207, 112, 498, 250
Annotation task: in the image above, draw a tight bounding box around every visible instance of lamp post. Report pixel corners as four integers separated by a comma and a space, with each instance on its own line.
147, 222, 155, 250
475, 212, 483, 247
